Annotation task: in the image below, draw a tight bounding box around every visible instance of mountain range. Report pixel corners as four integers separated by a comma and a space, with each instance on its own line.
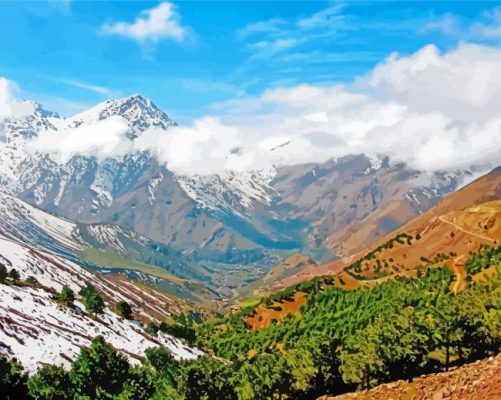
0, 94, 482, 297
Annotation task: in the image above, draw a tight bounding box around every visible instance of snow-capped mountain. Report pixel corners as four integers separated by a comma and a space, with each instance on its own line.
0, 94, 476, 272
176, 167, 277, 215
67, 94, 176, 139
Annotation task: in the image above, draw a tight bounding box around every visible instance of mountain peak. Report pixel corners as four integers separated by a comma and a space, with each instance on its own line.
1, 100, 61, 141
4, 100, 60, 121
70, 94, 177, 139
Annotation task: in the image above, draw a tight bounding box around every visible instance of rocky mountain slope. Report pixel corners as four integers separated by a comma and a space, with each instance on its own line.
0, 191, 224, 300
270, 156, 466, 255
0, 232, 201, 373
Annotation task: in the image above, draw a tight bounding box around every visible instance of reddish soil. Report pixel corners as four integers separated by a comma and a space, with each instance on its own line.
244, 291, 307, 331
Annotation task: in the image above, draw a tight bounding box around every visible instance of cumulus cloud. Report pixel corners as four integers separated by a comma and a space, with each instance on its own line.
6, 43, 501, 175
134, 118, 248, 173
138, 43, 500, 173
101, 2, 188, 43
362, 44, 501, 122
29, 117, 133, 163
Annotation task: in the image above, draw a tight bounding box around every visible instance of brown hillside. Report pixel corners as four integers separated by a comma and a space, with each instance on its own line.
343, 200, 500, 281
271, 168, 501, 289
326, 167, 501, 258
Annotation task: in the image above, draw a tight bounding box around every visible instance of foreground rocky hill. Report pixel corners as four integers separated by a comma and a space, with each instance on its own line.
321, 354, 501, 400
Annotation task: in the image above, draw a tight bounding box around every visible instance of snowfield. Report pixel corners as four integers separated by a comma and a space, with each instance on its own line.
0, 285, 201, 373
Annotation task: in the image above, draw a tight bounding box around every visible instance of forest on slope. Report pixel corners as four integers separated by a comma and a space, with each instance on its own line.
2, 245, 499, 399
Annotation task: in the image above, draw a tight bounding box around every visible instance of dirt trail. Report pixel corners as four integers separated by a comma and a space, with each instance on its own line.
438, 216, 496, 243
449, 256, 467, 294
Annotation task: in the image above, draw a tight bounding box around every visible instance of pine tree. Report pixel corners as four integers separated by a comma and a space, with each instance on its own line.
115, 301, 133, 320
85, 292, 105, 317
58, 285, 75, 307
0, 356, 29, 400
70, 336, 130, 398
0, 263, 7, 283
79, 285, 105, 317
8, 268, 20, 283
28, 365, 73, 400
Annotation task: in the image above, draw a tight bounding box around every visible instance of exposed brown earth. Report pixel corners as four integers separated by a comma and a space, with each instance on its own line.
243, 291, 307, 331
320, 354, 501, 400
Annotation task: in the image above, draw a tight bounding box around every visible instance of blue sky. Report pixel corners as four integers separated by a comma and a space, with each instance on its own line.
1, 0, 501, 122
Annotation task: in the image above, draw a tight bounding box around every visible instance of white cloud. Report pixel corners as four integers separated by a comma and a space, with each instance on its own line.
470, 8, 501, 39
29, 117, 132, 163
238, 4, 349, 60
296, 4, 345, 30
142, 43, 500, 174
362, 44, 501, 122
180, 79, 244, 96
421, 7, 501, 41
420, 14, 461, 36
134, 117, 246, 173
282, 50, 381, 64
237, 18, 286, 39
101, 2, 188, 43
5, 43, 501, 175
249, 38, 301, 59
